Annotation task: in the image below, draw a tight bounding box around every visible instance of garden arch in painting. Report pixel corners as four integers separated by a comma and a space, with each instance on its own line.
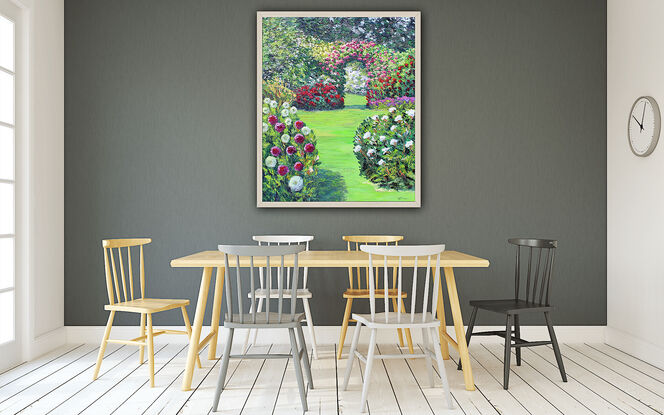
257, 12, 420, 207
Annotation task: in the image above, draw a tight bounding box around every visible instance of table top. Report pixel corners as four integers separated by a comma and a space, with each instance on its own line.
170, 250, 490, 269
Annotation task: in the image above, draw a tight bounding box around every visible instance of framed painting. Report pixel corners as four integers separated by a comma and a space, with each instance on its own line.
257, 11, 421, 207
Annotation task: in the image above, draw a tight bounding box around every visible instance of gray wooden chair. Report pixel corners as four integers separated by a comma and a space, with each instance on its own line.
213, 244, 313, 412
343, 244, 453, 413
458, 238, 567, 389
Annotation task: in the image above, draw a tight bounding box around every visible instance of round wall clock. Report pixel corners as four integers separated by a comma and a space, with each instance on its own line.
628, 96, 661, 157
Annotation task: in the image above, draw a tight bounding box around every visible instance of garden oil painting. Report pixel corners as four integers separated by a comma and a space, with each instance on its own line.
257, 12, 421, 207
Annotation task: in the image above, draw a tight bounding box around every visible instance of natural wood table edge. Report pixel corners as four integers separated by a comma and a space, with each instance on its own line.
170, 250, 490, 268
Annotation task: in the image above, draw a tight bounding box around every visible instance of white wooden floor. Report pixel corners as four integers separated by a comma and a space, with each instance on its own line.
1, 341, 663, 415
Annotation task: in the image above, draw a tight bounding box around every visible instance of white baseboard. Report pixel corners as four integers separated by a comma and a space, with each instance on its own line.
605, 326, 664, 370
66, 325, 605, 347
28, 327, 67, 360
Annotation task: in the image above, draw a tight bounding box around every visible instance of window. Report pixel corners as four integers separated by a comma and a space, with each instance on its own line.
0, 11, 15, 345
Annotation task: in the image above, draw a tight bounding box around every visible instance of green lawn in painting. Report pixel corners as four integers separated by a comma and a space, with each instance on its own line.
298, 93, 416, 202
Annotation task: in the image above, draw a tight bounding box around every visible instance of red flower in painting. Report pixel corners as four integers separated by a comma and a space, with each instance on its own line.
294, 133, 305, 144
304, 143, 315, 153
268, 115, 278, 125
270, 146, 281, 157
277, 165, 289, 176
294, 162, 304, 171
295, 120, 304, 129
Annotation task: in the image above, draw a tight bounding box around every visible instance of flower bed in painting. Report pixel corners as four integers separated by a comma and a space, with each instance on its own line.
353, 103, 416, 190
262, 99, 320, 201
294, 82, 344, 111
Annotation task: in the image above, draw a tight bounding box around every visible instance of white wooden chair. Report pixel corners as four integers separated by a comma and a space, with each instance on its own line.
343, 244, 453, 412
213, 244, 313, 412
243, 235, 318, 358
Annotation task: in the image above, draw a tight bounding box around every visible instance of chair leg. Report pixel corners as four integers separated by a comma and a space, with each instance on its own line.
93, 310, 115, 380
243, 298, 256, 354
250, 297, 263, 347
337, 298, 353, 359
400, 298, 415, 354
544, 312, 567, 382
296, 322, 314, 389
343, 321, 362, 390
503, 314, 513, 390
359, 328, 377, 413
431, 327, 454, 409
213, 327, 234, 412
139, 313, 146, 365
289, 327, 308, 412
391, 297, 405, 347
147, 313, 155, 387
302, 298, 319, 359
421, 328, 435, 387
514, 314, 521, 366
181, 306, 202, 369
458, 306, 478, 370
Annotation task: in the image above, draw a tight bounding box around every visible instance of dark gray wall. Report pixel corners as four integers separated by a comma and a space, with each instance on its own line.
65, 0, 607, 326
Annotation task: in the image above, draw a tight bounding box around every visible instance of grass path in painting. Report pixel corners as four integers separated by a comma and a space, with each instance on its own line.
298, 93, 415, 202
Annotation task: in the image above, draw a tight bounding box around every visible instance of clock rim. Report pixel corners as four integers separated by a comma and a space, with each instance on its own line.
628, 95, 661, 157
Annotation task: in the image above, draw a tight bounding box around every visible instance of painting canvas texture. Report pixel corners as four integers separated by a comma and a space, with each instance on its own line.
258, 13, 420, 207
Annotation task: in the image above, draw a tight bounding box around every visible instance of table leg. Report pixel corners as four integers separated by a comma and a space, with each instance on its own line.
444, 266, 475, 391
208, 266, 225, 360
182, 266, 212, 391
435, 266, 450, 360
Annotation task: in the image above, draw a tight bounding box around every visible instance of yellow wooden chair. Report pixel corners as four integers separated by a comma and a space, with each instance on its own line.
93, 238, 201, 387
337, 235, 414, 359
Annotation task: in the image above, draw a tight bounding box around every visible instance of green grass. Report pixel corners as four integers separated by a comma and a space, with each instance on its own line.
298, 94, 415, 202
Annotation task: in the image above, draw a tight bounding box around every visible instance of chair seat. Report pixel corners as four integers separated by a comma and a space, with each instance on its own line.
105, 298, 189, 313
343, 289, 408, 299
224, 312, 305, 328
249, 288, 312, 299
469, 299, 553, 314
352, 312, 440, 328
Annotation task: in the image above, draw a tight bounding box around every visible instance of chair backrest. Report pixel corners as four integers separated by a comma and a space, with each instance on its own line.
218, 244, 305, 324
360, 244, 446, 324
101, 238, 152, 305
508, 238, 557, 306
343, 235, 403, 291
253, 235, 313, 289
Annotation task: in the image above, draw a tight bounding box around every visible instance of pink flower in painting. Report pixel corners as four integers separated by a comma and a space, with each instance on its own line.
294, 162, 304, 171
304, 143, 315, 153
267, 115, 278, 125
274, 123, 285, 133
295, 120, 304, 129
270, 146, 281, 156
277, 165, 289, 176
294, 133, 305, 144
286, 145, 296, 155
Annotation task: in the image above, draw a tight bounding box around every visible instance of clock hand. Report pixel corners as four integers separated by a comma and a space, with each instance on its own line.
632, 115, 643, 129
641, 102, 646, 131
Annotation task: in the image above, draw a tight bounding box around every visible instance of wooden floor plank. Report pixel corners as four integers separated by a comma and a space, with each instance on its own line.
302, 344, 339, 415
0, 344, 83, 390
4, 344, 122, 415
448, 346, 530, 415
587, 344, 664, 384
559, 344, 664, 413
208, 344, 272, 415
411, 344, 496, 415
48, 345, 160, 415
0, 344, 97, 412
339, 341, 401, 415
377, 343, 436, 415
517, 347, 627, 415
81, 344, 186, 414
530, 346, 661, 415
483, 344, 594, 415
141, 344, 213, 415
570, 344, 664, 396
255, 344, 294, 415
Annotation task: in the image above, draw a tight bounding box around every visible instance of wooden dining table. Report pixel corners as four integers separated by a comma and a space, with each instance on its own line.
170, 249, 489, 391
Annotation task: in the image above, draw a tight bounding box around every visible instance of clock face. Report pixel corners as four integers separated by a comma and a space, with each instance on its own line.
628, 96, 661, 157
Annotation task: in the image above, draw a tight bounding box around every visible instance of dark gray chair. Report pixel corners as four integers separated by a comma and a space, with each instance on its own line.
213, 244, 313, 412
458, 238, 567, 389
